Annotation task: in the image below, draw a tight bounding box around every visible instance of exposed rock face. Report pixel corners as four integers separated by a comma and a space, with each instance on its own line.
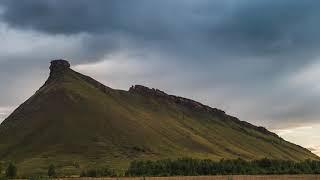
49, 59, 70, 78
129, 85, 226, 116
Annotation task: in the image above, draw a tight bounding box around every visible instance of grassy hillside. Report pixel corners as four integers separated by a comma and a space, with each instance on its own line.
0, 60, 318, 176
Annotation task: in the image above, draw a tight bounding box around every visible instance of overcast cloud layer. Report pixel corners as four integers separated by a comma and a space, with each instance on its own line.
0, 0, 320, 154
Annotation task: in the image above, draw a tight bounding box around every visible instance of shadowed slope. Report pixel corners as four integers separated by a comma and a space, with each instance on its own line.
0, 60, 318, 175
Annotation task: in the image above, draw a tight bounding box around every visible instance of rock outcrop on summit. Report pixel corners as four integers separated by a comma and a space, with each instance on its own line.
49, 59, 70, 76
0, 60, 318, 176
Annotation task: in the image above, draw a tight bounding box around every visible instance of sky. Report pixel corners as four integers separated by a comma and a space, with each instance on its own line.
0, 0, 320, 155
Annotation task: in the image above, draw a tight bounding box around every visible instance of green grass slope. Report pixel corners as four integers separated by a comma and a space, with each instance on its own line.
0, 60, 318, 176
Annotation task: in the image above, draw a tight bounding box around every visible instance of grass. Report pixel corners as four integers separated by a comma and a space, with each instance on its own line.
0, 68, 318, 176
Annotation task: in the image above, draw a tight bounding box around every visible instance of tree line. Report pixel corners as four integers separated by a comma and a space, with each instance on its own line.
125, 158, 320, 176
1, 158, 320, 178
0, 163, 55, 179
0, 162, 117, 179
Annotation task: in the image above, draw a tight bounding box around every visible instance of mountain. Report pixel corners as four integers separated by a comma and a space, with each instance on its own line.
0, 60, 318, 176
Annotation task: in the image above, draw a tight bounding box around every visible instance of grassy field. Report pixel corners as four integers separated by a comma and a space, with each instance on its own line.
55, 175, 320, 180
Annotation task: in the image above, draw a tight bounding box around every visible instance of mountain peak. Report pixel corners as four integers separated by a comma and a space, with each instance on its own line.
50, 59, 70, 73
49, 59, 70, 79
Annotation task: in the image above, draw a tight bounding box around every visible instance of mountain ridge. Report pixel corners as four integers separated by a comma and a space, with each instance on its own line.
0, 59, 318, 176
128, 85, 281, 138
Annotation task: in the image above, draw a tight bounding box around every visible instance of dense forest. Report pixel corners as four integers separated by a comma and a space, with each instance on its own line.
125, 158, 320, 176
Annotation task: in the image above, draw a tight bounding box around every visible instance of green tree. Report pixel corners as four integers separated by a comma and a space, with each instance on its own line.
6, 163, 17, 178
48, 164, 56, 177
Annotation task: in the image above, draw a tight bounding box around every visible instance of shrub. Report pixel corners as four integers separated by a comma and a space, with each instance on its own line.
6, 163, 17, 178
47, 164, 56, 177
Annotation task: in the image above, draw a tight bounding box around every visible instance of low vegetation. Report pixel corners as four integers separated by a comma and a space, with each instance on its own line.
126, 158, 320, 176
80, 167, 116, 177
5, 163, 17, 178
47, 164, 56, 177
1, 158, 320, 178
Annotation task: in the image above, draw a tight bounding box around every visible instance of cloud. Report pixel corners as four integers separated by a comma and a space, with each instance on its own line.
0, 107, 14, 122
273, 124, 320, 156
0, 0, 320, 131
1, 0, 320, 56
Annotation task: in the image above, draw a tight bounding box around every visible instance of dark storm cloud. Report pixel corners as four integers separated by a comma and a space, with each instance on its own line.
1, 0, 320, 70
1, 0, 320, 128
0, 0, 192, 39
1, 0, 320, 55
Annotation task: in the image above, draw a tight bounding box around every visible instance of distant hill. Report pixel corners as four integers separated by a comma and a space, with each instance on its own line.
0, 60, 318, 176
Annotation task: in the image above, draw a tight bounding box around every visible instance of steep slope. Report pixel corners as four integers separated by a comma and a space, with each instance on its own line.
0, 60, 318, 175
